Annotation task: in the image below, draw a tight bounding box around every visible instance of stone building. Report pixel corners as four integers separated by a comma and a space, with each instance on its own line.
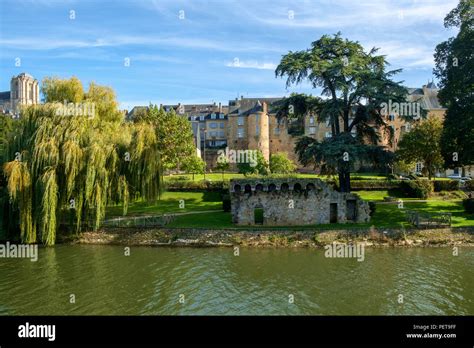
0, 73, 40, 115
230, 178, 370, 226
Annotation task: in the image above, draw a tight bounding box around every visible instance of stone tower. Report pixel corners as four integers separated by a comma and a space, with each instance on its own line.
10, 73, 39, 113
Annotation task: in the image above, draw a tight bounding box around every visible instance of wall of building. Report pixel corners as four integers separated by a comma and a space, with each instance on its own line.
230, 179, 370, 226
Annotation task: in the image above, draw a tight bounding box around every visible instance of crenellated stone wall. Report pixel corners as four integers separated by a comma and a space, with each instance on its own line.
230, 178, 370, 226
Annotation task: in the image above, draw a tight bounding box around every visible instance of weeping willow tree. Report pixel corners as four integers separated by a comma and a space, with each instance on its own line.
1, 77, 163, 246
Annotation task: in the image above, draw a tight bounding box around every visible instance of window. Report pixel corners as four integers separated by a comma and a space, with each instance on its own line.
325, 132, 332, 138
415, 162, 423, 173
211, 113, 216, 119
238, 116, 244, 126
200, 115, 205, 121
219, 123, 224, 128
237, 128, 245, 138
210, 122, 218, 128
218, 131, 225, 138
256, 125, 260, 136
210, 131, 217, 137
309, 126, 316, 135
219, 113, 224, 119
309, 116, 315, 125
389, 114, 395, 121
274, 127, 280, 135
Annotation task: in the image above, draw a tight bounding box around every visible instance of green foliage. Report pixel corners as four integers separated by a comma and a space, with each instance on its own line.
269, 152, 296, 174
275, 33, 410, 191
396, 117, 444, 179
368, 202, 376, 217
182, 155, 205, 179
465, 180, 474, 191
237, 151, 269, 176
433, 180, 460, 192
462, 198, 474, 214
434, 0, 474, 168
1, 78, 163, 245
140, 105, 196, 171
350, 180, 401, 190
400, 180, 433, 199
41, 76, 84, 103
222, 194, 231, 212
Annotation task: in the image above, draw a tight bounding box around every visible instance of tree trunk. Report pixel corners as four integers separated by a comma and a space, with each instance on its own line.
338, 170, 351, 192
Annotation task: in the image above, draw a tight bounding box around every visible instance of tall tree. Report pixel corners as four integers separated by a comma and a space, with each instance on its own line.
275, 33, 418, 191
2, 78, 162, 245
136, 105, 195, 172
395, 117, 444, 180
434, 0, 474, 174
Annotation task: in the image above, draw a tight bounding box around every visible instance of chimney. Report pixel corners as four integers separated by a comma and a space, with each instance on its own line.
241, 95, 244, 100
218, 102, 222, 112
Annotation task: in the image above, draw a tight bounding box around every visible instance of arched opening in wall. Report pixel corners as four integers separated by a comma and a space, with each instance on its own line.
255, 184, 264, 192
268, 183, 277, 192
306, 183, 315, 191
234, 184, 241, 193
254, 206, 264, 225
244, 184, 252, 193
293, 183, 302, 193
280, 183, 289, 192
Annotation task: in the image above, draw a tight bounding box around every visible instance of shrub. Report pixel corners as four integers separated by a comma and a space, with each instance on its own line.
222, 194, 231, 212
368, 201, 376, 217
350, 180, 401, 190
400, 180, 433, 199
432, 180, 459, 192
465, 180, 474, 191
462, 198, 474, 214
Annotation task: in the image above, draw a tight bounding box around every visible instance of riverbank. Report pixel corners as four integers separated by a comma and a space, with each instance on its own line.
66, 226, 474, 248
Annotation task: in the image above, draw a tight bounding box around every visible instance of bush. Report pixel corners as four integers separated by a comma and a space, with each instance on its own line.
465, 180, 474, 191
400, 180, 433, 199
222, 194, 231, 212
462, 198, 474, 214
350, 180, 401, 190
368, 201, 376, 217
166, 180, 229, 192
432, 180, 459, 192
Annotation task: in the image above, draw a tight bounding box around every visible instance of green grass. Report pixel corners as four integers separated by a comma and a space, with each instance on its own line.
167, 199, 474, 229
106, 191, 222, 217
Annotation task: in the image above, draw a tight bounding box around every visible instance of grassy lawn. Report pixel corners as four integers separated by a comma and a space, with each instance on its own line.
167, 199, 474, 229
105, 191, 222, 217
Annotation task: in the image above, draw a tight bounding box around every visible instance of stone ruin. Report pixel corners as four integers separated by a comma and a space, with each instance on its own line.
230, 178, 370, 226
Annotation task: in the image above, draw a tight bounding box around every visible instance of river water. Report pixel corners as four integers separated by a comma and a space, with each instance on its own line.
0, 245, 472, 315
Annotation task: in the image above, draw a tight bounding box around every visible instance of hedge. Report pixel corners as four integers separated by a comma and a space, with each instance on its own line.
399, 180, 433, 199
463, 198, 474, 214
465, 180, 474, 191
349, 180, 402, 190
432, 180, 460, 192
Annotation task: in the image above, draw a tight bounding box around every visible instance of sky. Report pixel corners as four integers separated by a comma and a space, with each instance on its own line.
0, 0, 459, 110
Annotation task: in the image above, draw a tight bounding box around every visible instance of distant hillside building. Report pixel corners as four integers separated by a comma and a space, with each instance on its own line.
0, 73, 40, 115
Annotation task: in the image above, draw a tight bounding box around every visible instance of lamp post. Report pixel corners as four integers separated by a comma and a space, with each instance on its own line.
203, 129, 207, 180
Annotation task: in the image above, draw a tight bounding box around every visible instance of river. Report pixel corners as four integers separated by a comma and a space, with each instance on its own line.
0, 245, 472, 315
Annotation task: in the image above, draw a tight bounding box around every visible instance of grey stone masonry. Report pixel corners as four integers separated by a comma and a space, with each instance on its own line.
230, 178, 370, 226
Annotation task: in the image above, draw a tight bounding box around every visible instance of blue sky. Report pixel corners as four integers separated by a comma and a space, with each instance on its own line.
0, 0, 459, 110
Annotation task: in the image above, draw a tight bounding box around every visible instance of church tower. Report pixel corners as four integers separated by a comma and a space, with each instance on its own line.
10, 73, 39, 113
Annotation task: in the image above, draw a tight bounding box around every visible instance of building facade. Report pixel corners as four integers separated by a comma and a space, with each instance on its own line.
0, 73, 40, 115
